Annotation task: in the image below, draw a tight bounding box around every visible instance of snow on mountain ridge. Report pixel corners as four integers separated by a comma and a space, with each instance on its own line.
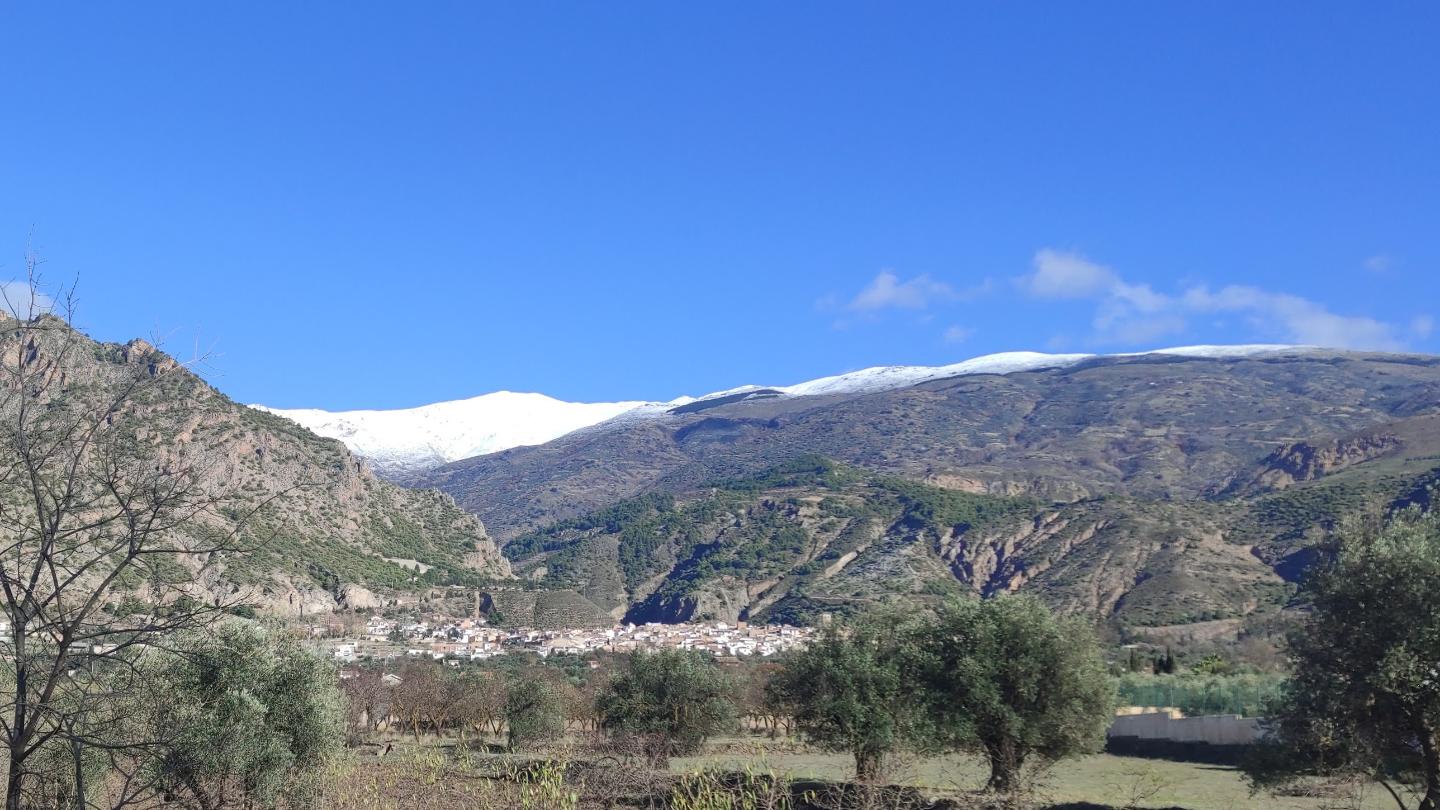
254, 344, 1317, 476
681, 345, 1308, 402
253, 391, 647, 477
776, 351, 1094, 397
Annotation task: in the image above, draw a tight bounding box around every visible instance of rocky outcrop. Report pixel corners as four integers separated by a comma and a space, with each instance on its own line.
1226, 433, 1402, 495
0, 316, 512, 617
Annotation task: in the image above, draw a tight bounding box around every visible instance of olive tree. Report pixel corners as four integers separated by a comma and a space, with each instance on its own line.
918, 595, 1114, 794
1244, 510, 1440, 810
597, 649, 735, 768
766, 606, 932, 782
136, 621, 345, 810
505, 676, 566, 752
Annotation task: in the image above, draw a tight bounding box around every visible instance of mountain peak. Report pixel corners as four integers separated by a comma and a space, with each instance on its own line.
255, 344, 1324, 478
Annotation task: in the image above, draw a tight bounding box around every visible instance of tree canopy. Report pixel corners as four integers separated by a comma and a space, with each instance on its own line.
596, 649, 735, 766
766, 605, 933, 782
139, 621, 344, 810
505, 676, 567, 752
1245, 510, 1440, 810
917, 595, 1115, 793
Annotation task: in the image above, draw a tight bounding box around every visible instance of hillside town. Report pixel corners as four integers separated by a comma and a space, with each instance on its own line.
314, 615, 817, 663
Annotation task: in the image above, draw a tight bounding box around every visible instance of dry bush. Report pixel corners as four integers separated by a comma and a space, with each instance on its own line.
1105, 763, 1183, 809
321, 748, 508, 810
670, 769, 795, 810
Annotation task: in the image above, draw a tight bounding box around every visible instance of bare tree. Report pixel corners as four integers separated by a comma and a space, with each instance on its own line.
0, 262, 279, 809
454, 670, 507, 740
340, 671, 390, 744
390, 663, 443, 741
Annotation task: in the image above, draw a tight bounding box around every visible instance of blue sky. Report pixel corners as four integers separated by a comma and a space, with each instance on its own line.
2, 3, 1436, 409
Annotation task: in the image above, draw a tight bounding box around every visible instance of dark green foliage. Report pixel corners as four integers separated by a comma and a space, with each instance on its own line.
506, 493, 684, 592
917, 596, 1116, 793
1115, 672, 1284, 717
138, 621, 345, 809
881, 476, 1040, 535
1153, 648, 1176, 675
1242, 480, 1380, 541
759, 597, 869, 628
504, 677, 566, 751
766, 605, 934, 782
1244, 510, 1440, 809
701, 455, 859, 493
596, 649, 735, 766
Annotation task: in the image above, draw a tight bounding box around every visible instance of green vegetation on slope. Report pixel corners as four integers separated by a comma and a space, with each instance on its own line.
504, 457, 1043, 623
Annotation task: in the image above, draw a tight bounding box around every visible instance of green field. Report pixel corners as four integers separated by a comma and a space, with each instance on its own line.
339, 732, 1406, 809
673, 746, 1399, 810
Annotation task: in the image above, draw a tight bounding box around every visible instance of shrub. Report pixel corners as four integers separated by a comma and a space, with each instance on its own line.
597, 650, 735, 767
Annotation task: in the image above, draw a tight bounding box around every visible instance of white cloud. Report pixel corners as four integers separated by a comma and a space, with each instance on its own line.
1021, 250, 1118, 299
826, 271, 992, 330
1021, 250, 1185, 344
942, 325, 975, 344
847, 270, 960, 311
1411, 315, 1434, 339
1018, 250, 1183, 343
1183, 285, 1402, 350
0, 281, 54, 319
1020, 249, 1408, 351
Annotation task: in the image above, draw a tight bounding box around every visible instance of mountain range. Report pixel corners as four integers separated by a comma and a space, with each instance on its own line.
256, 345, 1307, 480
261, 344, 1440, 635
47, 330, 1435, 634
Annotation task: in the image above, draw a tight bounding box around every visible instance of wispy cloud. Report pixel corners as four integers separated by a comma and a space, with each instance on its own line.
1183, 285, 1402, 350
942, 324, 975, 344
1364, 254, 1393, 274
822, 270, 992, 331
1020, 249, 1120, 299
0, 281, 54, 319
1017, 249, 1407, 351
845, 270, 988, 312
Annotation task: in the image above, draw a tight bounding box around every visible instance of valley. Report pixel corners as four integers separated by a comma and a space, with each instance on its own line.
40, 333, 1432, 640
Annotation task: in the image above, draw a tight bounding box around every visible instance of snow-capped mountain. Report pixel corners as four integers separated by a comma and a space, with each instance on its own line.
252, 392, 648, 478
255, 344, 1311, 477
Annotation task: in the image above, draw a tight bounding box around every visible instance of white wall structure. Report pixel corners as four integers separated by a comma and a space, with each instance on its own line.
1108, 711, 1264, 747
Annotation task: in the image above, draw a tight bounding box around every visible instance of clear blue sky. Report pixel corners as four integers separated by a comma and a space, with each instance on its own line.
2, 2, 1436, 409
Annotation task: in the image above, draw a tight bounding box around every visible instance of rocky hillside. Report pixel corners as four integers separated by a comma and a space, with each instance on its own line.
501, 454, 1438, 631
411, 349, 1440, 631
0, 315, 511, 616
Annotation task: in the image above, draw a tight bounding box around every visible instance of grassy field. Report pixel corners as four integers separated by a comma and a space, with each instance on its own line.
674, 744, 1400, 810
341, 733, 1405, 809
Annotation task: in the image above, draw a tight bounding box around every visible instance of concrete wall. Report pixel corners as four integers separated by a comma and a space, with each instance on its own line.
1108, 711, 1263, 746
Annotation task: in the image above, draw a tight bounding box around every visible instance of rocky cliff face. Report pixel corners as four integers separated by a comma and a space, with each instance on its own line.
0, 315, 511, 616
1225, 434, 1402, 494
